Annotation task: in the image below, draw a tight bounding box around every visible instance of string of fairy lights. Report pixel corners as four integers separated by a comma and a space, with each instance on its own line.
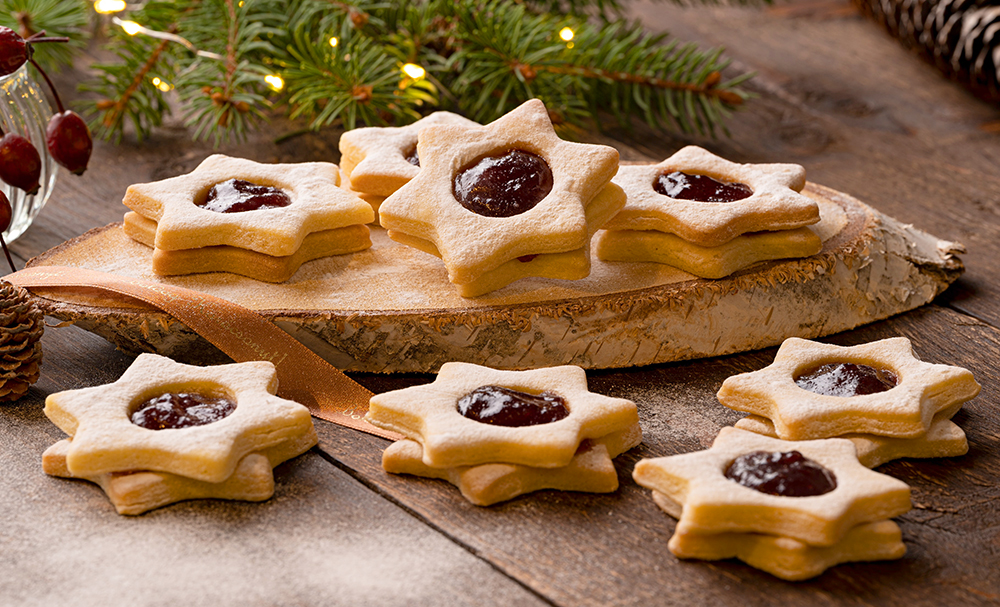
90, 1, 578, 94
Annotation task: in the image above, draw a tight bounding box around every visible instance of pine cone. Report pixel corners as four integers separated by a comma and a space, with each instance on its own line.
853, 0, 1000, 102
0, 280, 43, 402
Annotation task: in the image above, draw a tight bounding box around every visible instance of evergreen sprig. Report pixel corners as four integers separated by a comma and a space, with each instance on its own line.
81, 0, 757, 143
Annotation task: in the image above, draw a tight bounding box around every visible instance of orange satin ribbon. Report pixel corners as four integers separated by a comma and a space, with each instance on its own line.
6, 265, 401, 441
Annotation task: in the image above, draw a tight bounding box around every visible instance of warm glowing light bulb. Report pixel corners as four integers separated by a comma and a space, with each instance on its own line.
94, 0, 127, 14
559, 27, 574, 42
119, 20, 142, 35
265, 74, 284, 91
329, 36, 338, 47
402, 63, 425, 79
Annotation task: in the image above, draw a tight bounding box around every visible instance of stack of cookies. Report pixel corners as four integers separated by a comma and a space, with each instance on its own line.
364, 362, 642, 506
338, 111, 480, 223
41, 354, 317, 515
717, 337, 981, 468
376, 99, 626, 297
595, 146, 824, 279
633, 427, 912, 581
121, 154, 375, 282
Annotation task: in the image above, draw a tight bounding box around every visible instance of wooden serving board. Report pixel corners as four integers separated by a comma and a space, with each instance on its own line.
24, 183, 963, 373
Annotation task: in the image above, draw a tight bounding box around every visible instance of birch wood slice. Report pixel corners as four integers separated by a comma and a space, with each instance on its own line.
24, 183, 963, 373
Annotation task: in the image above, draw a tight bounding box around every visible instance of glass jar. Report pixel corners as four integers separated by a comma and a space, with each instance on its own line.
0, 63, 58, 242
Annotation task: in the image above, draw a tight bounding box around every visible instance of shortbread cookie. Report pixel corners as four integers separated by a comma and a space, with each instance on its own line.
123, 155, 374, 256
595, 225, 821, 279
385, 182, 625, 296
382, 422, 642, 506
43, 429, 317, 515
378, 99, 623, 295
44, 353, 315, 483
734, 414, 968, 468
632, 427, 911, 546
365, 362, 639, 469
339, 111, 480, 196
652, 492, 905, 581
123, 211, 371, 282
602, 147, 820, 247
717, 337, 980, 440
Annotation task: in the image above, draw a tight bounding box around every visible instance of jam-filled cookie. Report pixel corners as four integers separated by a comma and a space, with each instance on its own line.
382, 422, 641, 506
377, 99, 625, 297
42, 429, 317, 515
633, 427, 911, 548
366, 362, 640, 504
733, 413, 968, 469
652, 491, 905, 581
121, 155, 374, 280
601, 147, 820, 248
366, 362, 639, 469
594, 225, 821, 280
717, 337, 980, 440
43, 353, 316, 484
339, 111, 480, 198
122, 211, 371, 282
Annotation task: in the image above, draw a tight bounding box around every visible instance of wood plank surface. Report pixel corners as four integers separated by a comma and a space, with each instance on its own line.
1, 1, 999, 605
0, 325, 549, 607
327, 306, 1000, 606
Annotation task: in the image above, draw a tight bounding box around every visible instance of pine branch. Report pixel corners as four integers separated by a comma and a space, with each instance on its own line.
78, 0, 756, 143
78, 1, 183, 142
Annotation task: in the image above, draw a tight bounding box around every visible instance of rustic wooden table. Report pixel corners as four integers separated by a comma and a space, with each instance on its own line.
2, 2, 998, 605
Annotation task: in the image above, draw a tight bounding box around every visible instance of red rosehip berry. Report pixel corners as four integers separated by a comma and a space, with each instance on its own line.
0, 133, 41, 194
0, 190, 11, 233
0, 27, 27, 77
46, 110, 92, 175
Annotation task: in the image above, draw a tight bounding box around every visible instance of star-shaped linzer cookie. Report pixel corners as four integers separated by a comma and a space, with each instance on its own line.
381, 422, 641, 506
44, 353, 315, 483
364, 362, 640, 469
123, 154, 374, 256
602, 146, 820, 247
378, 98, 625, 296
716, 337, 981, 440
632, 427, 911, 547
338, 111, 481, 197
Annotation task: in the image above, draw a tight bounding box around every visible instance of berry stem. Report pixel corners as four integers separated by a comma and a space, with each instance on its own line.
25, 32, 69, 45
0, 235, 15, 274
27, 55, 63, 113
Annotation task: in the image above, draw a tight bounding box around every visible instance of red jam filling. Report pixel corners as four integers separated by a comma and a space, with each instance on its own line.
199, 178, 292, 213
453, 149, 553, 217
131, 392, 237, 430
654, 171, 752, 203
725, 450, 837, 497
457, 385, 569, 427
795, 362, 898, 397
405, 146, 420, 167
